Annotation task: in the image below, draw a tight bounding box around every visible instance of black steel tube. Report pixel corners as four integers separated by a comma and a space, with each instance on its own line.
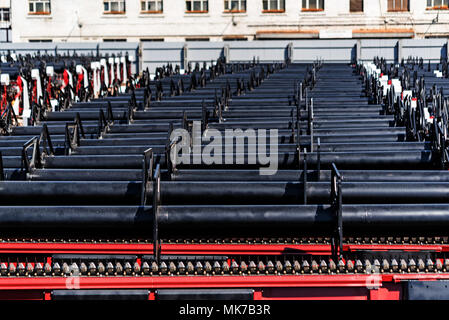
171, 169, 449, 182
0, 205, 447, 234
1, 181, 449, 205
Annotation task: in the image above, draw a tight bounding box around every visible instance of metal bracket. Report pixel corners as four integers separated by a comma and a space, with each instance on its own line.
140, 148, 154, 206
330, 163, 343, 260
21, 137, 41, 173
316, 137, 321, 181
0, 102, 19, 134
64, 113, 85, 155
97, 110, 108, 139
30, 102, 42, 126
303, 148, 308, 205
432, 118, 449, 169
166, 122, 183, 178
170, 79, 176, 97
107, 101, 114, 122
143, 86, 151, 110
294, 81, 301, 122
0, 151, 4, 181
189, 73, 197, 92
213, 89, 223, 123
97, 102, 114, 139
180, 78, 185, 94
40, 123, 54, 156
182, 111, 189, 131
201, 100, 209, 132
217, 98, 223, 123
290, 109, 295, 144
128, 100, 135, 124
308, 98, 314, 152
296, 120, 301, 170
296, 118, 301, 150
155, 81, 163, 100
153, 163, 161, 264
166, 123, 175, 176
286, 42, 293, 64
21, 123, 54, 174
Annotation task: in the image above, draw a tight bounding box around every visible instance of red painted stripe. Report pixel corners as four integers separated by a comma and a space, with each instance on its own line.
0, 243, 444, 255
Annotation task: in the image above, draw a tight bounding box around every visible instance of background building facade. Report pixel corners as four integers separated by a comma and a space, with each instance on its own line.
2, 0, 449, 42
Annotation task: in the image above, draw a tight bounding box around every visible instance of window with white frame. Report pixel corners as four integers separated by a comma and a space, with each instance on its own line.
0, 8, 10, 22
427, 0, 449, 9
262, 0, 285, 12
387, 0, 408, 11
141, 0, 163, 12
302, 0, 324, 11
103, 0, 126, 13
28, 0, 51, 14
224, 0, 246, 12
186, 0, 208, 12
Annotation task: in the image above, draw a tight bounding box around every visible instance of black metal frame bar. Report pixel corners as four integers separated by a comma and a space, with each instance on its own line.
308, 97, 314, 152
97, 103, 114, 139
21, 123, 54, 173
0, 151, 4, 181
140, 148, 154, 206
317, 137, 321, 180
0, 102, 19, 134
201, 99, 209, 132
153, 163, 161, 264
64, 113, 85, 155
128, 99, 135, 124
330, 163, 343, 260
303, 148, 308, 205
21, 136, 40, 173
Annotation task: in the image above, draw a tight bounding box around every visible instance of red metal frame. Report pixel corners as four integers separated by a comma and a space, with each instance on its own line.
0, 275, 385, 290
0, 274, 445, 290
0, 242, 444, 300
346, 245, 445, 252
0, 243, 445, 255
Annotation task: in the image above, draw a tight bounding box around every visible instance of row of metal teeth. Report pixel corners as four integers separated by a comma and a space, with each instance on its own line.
1, 237, 448, 245
2, 258, 449, 277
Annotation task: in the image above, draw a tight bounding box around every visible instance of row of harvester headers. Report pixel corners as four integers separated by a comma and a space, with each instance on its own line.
0, 53, 135, 127
358, 57, 449, 169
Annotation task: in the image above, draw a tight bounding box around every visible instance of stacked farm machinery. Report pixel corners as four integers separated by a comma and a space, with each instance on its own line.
0, 51, 449, 300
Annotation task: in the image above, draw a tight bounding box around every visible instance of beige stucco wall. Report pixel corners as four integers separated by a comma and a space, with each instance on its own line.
8, 0, 449, 42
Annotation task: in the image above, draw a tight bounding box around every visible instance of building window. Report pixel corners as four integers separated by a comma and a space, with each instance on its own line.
141, 38, 165, 41
0, 8, 10, 22
350, 0, 363, 12
387, 0, 408, 11
104, 0, 126, 14
186, 38, 210, 41
263, 0, 285, 12
141, 0, 163, 13
302, 0, 324, 11
28, 0, 51, 14
29, 39, 53, 42
223, 36, 248, 41
427, 0, 448, 9
224, 0, 246, 12
186, 1, 208, 13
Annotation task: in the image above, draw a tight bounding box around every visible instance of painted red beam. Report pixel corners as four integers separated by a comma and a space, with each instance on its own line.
0, 243, 155, 255
387, 274, 449, 282
346, 245, 443, 252
0, 274, 446, 291
0, 275, 378, 290
162, 244, 331, 255
0, 243, 445, 255
0, 243, 330, 255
